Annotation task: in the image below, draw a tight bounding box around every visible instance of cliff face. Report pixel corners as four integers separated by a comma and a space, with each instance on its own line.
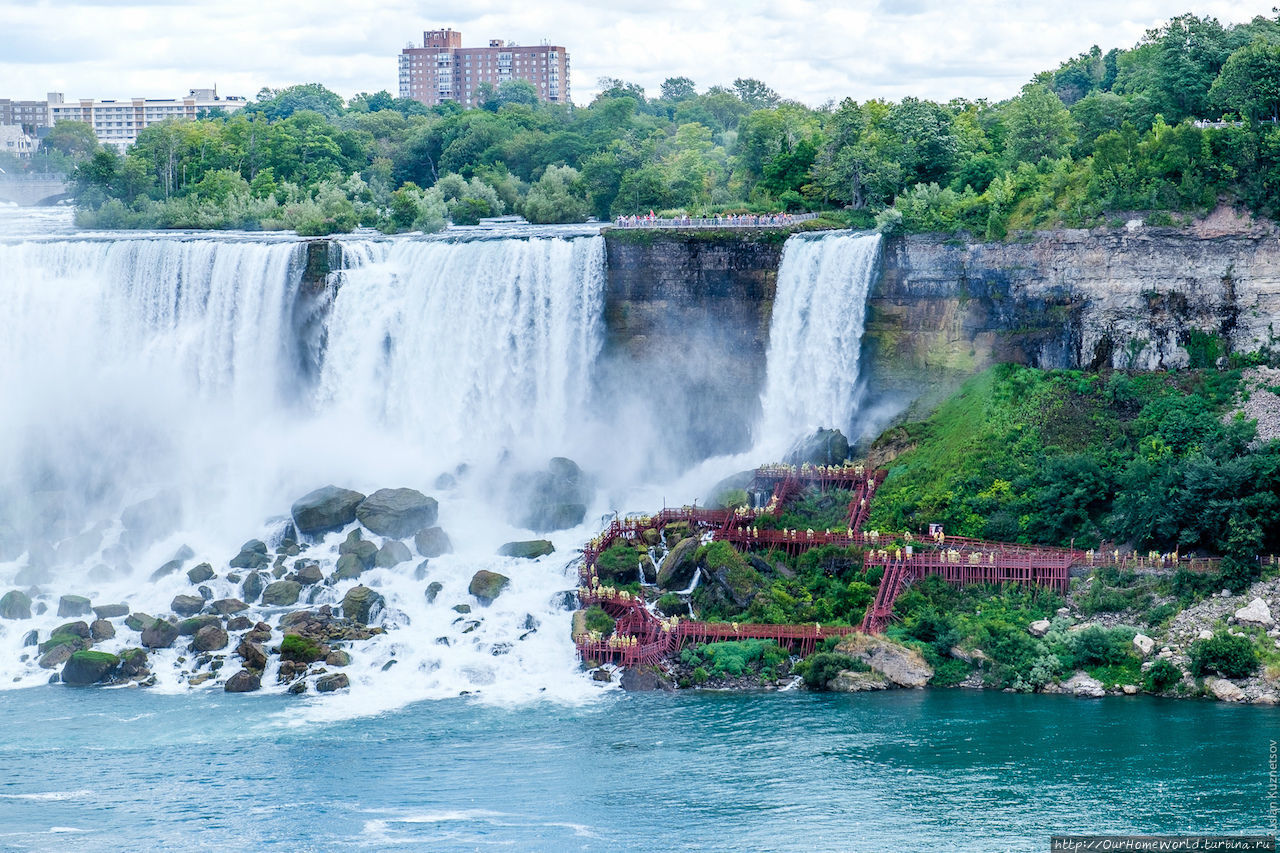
866, 223, 1280, 412
602, 233, 783, 461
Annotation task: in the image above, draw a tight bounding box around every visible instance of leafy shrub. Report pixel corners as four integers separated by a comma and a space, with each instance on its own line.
697, 640, 787, 678
595, 543, 642, 583
582, 606, 615, 636
1144, 658, 1182, 692
1072, 626, 1133, 668
1188, 632, 1259, 679
797, 651, 865, 689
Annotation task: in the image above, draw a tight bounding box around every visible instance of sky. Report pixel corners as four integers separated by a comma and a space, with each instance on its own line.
3, 0, 1278, 107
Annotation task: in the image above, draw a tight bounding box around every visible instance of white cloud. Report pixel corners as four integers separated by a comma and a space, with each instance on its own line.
0, 0, 1275, 105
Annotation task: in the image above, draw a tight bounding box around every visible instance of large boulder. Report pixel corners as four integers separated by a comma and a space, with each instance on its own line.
192, 624, 229, 652
261, 580, 302, 607
657, 537, 699, 590
828, 669, 889, 692
375, 540, 413, 568
224, 670, 261, 693
338, 531, 378, 568
0, 590, 32, 620
332, 554, 366, 581
291, 486, 366, 537
60, 651, 120, 686
170, 594, 205, 617
186, 563, 215, 583
211, 598, 248, 615
835, 634, 934, 688
1235, 598, 1274, 628
512, 458, 590, 532
141, 619, 179, 649
1209, 677, 1246, 703
356, 489, 438, 538
785, 428, 851, 467
705, 469, 755, 509
291, 561, 323, 585
229, 541, 269, 570
340, 585, 384, 625
413, 526, 453, 558
89, 619, 115, 641
241, 572, 266, 604
236, 637, 268, 670
177, 614, 220, 636
57, 595, 93, 618
619, 668, 674, 692
469, 570, 510, 605
92, 603, 129, 619
315, 672, 351, 693
1062, 671, 1106, 698
1027, 619, 1051, 638
498, 540, 554, 559
1133, 633, 1155, 657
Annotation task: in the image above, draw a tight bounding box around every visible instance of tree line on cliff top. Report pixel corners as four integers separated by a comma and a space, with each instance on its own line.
37, 12, 1280, 234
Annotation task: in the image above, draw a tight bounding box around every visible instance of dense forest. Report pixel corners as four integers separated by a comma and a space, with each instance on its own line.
14, 12, 1280, 234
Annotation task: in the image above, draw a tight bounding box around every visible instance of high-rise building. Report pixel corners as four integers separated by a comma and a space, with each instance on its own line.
398, 29, 570, 108
46, 88, 246, 152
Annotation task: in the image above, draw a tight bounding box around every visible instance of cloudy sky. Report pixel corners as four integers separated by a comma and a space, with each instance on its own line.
3, 0, 1277, 107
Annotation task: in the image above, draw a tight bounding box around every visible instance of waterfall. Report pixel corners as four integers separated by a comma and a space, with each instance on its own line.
756, 232, 882, 452
319, 235, 605, 462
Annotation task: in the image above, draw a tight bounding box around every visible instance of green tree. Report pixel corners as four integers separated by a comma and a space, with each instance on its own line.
522, 165, 589, 223
1210, 38, 1280, 122
660, 76, 697, 102
42, 121, 99, 161
1003, 84, 1075, 163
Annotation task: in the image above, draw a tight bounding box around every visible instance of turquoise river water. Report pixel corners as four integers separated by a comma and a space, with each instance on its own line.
0, 687, 1274, 851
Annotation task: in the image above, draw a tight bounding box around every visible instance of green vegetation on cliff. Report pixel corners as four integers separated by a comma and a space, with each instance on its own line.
868, 364, 1280, 590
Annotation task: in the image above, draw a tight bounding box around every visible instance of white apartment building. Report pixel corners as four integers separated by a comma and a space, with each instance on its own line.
0, 125, 37, 158
46, 88, 247, 152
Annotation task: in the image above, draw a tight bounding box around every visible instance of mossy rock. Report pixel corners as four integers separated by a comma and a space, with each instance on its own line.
177, 614, 221, 636
39, 632, 88, 654
657, 537, 699, 590
280, 633, 324, 663
498, 540, 554, 559
468, 570, 510, 605
57, 595, 93, 618
141, 619, 179, 649
124, 612, 157, 632
61, 650, 120, 686
0, 589, 31, 620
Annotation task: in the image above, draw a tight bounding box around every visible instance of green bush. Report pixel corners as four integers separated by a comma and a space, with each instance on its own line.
797, 651, 865, 689
697, 640, 787, 678
1144, 658, 1182, 692
1072, 626, 1134, 669
595, 542, 642, 583
1188, 632, 1259, 679
582, 606, 615, 636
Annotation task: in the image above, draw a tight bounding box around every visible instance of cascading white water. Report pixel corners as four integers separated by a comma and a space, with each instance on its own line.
0, 227, 610, 711
756, 232, 882, 453
320, 236, 605, 462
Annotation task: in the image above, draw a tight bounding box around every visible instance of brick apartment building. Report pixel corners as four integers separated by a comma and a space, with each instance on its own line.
398, 28, 569, 108
0, 98, 54, 135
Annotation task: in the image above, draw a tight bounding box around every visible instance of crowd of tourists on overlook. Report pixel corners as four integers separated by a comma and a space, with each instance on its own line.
611, 211, 818, 228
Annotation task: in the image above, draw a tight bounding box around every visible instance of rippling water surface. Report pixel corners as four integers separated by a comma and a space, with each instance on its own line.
0, 688, 1272, 851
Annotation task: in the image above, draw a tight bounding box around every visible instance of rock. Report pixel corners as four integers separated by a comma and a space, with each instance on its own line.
170, 594, 205, 617
60, 650, 119, 686
56, 595, 92, 618
186, 563, 215, 584
469, 570, 510, 605
375, 540, 413, 568
191, 624, 229, 652
141, 620, 179, 649
292, 561, 323, 585
413, 526, 453, 558
118, 648, 149, 679
828, 670, 889, 691
834, 635, 934, 688
188, 673, 213, 687
340, 585, 384, 625
325, 650, 351, 667
1198, 629, 1215, 640
338, 531, 379, 567
356, 489, 438, 538
1056, 607, 1071, 618
241, 572, 266, 604
39, 645, 75, 669
657, 537, 699, 590
124, 612, 157, 633
1133, 633, 1155, 657
229, 543, 269, 570
21, 630, 37, 647
641, 528, 661, 547
785, 428, 851, 467
149, 559, 184, 582
51, 620, 91, 640
1062, 671, 1106, 698
291, 485, 366, 537
197, 584, 213, 601
592, 668, 612, 682
120, 491, 181, 548
452, 604, 472, 614
619, 668, 674, 692
226, 616, 252, 631
498, 540, 554, 559
89, 619, 115, 641
1209, 677, 1246, 702
236, 638, 268, 670
425, 582, 443, 603
261, 580, 302, 607
1027, 619, 1051, 638
0, 590, 32, 620
1122, 684, 1139, 695
315, 673, 350, 693
92, 603, 129, 619
1255, 694, 1279, 706
211, 598, 248, 615
528, 503, 586, 532
1235, 597, 1274, 627
224, 670, 262, 693
332, 553, 366, 581
513, 458, 590, 532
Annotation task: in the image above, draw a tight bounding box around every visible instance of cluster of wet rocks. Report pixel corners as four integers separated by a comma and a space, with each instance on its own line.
1, 483, 564, 694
